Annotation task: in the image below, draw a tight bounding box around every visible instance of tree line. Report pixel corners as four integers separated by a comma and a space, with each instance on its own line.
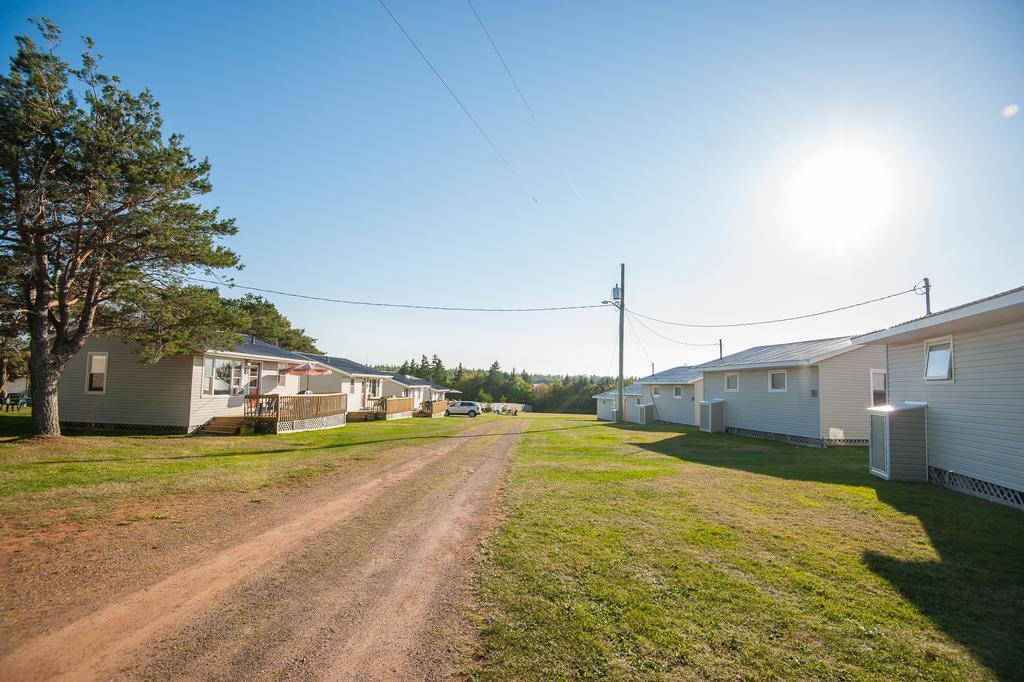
381, 355, 625, 413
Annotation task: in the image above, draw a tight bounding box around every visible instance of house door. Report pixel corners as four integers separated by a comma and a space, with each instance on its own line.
247, 363, 262, 395
869, 414, 889, 478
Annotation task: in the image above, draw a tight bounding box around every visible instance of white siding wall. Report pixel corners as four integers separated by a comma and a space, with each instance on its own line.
703, 366, 821, 439
818, 345, 887, 441
640, 383, 698, 425
58, 335, 193, 428
187, 358, 302, 431
305, 373, 368, 408
886, 318, 1024, 492
596, 398, 615, 421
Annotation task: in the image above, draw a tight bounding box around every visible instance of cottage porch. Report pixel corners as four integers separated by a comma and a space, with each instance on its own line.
242, 393, 348, 433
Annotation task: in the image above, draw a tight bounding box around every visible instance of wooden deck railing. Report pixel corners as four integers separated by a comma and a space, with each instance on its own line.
385, 396, 415, 415
244, 393, 348, 421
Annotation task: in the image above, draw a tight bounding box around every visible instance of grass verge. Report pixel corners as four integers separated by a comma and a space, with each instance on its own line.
472, 414, 1024, 680
0, 410, 499, 526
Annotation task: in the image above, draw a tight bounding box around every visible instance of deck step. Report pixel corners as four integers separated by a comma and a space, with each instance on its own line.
200, 416, 244, 435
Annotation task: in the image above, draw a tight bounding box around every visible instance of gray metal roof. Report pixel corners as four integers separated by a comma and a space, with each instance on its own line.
385, 372, 431, 387
593, 384, 643, 400
297, 353, 390, 377
428, 381, 460, 393
223, 336, 314, 363
635, 366, 703, 385
697, 337, 855, 371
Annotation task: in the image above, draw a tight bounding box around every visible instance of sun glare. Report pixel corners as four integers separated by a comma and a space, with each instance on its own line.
779, 142, 901, 249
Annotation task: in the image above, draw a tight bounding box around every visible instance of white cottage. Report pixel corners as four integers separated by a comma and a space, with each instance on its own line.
853, 286, 1024, 509
299, 354, 389, 411
58, 335, 347, 434
698, 337, 887, 447
593, 384, 643, 421
634, 366, 703, 426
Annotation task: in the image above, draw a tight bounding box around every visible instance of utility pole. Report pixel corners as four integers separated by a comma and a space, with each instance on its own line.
923, 277, 932, 315
719, 339, 723, 360
617, 263, 625, 424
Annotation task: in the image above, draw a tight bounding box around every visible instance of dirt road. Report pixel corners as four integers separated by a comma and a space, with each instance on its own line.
0, 418, 524, 680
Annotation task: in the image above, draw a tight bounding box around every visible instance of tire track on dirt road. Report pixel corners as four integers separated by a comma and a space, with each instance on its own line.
134, 418, 527, 680
0, 418, 521, 681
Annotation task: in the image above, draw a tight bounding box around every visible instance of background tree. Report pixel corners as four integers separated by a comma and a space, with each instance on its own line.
0, 21, 240, 434
429, 354, 445, 385
0, 311, 27, 396
222, 294, 320, 353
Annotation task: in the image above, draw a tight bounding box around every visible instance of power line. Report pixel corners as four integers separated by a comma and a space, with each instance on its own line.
376, 0, 537, 203
628, 283, 925, 329
186, 277, 607, 312
627, 311, 719, 347
624, 307, 654, 373
465, 0, 583, 203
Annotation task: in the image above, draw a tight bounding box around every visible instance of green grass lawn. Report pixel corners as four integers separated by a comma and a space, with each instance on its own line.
473, 414, 1024, 681
0, 410, 500, 525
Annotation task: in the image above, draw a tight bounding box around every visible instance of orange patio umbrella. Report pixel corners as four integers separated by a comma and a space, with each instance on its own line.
285, 362, 331, 392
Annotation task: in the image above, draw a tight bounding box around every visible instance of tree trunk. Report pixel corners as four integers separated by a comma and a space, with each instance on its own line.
29, 354, 62, 436
0, 357, 8, 395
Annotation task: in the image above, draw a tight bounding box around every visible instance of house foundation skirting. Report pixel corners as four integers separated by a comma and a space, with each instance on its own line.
385, 411, 413, 420
61, 421, 187, 434
276, 413, 346, 433
821, 438, 869, 448
724, 426, 822, 448
929, 467, 1024, 510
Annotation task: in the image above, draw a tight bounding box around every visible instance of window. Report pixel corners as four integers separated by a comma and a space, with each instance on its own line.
652, 385, 660, 397
635, 397, 641, 406
870, 369, 887, 406
86, 352, 107, 393
725, 373, 739, 392
350, 378, 356, 393
202, 357, 244, 396
769, 371, 787, 392
673, 386, 682, 399
924, 338, 953, 381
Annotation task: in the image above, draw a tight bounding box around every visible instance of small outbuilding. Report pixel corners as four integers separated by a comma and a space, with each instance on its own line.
593, 384, 643, 421
633, 366, 703, 426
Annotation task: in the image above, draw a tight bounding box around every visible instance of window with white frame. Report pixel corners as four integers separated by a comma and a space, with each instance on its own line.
673, 386, 682, 399
202, 357, 244, 396
652, 385, 660, 397
635, 397, 641, 405
924, 338, 953, 381
86, 352, 108, 393
870, 369, 887, 406
725, 373, 739, 391
769, 371, 787, 392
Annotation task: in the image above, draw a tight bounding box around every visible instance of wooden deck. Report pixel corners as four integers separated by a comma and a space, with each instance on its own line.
243, 393, 348, 432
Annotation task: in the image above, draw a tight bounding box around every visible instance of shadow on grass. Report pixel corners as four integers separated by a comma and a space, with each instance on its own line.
630, 426, 1024, 681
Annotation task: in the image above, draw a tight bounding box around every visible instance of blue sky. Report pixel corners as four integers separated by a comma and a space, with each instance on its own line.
3, 1, 1022, 375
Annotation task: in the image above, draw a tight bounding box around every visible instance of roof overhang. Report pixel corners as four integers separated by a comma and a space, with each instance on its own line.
203, 349, 326, 366
854, 289, 1024, 345
635, 376, 702, 385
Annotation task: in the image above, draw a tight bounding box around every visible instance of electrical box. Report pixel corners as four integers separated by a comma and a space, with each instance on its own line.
700, 399, 725, 433
868, 402, 927, 481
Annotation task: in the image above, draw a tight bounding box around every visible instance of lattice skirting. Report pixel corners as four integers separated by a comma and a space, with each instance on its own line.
61, 421, 187, 434
725, 426, 822, 448
929, 467, 1024, 510
822, 438, 869, 448
276, 413, 346, 434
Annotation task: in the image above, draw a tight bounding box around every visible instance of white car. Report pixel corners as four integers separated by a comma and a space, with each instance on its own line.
446, 401, 481, 417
